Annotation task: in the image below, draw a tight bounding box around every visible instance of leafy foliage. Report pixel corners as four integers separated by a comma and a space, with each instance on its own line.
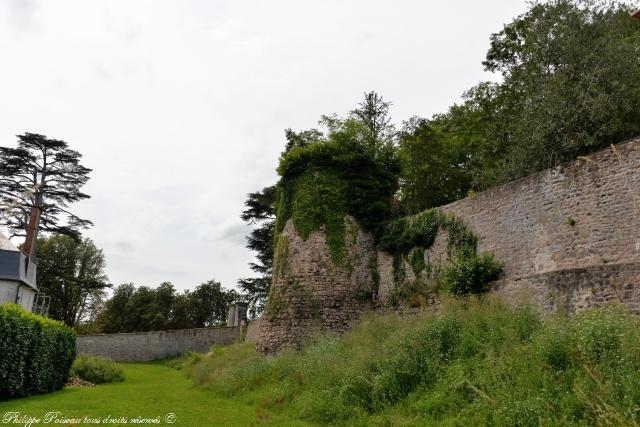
379, 208, 501, 297
97, 281, 238, 333
0, 303, 75, 400
440, 253, 504, 295
379, 209, 477, 256
70, 355, 124, 384
397, 117, 473, 213
396, 1, 640, 200
268, 93, 402, 266
238, 186, 276, 316
35, 234, 109, 327
276, 138, 400, 262
0, 133, 92, 239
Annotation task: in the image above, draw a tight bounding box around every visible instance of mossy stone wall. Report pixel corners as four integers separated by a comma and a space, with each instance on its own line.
257, 217, 377, 354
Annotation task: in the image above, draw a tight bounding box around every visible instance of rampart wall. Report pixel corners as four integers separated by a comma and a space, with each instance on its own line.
259, 138, 640, 353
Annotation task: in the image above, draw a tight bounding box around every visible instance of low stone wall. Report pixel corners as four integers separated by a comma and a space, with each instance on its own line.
76, 327, 240, 362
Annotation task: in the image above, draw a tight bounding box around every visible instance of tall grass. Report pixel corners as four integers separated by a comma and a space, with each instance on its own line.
187, 295, 640, 425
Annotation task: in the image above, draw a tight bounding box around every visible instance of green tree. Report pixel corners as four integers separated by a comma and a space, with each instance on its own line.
320, 91, 399, 173
0, 133, 92, 245
238, 185, 276, 316
168, 291, 193, 330
350, 91, 395, 154
480, 0, 640, 182
98, 280, 238, 332
190, 280, 238, 327
397, 117, 472, 213
238, 129, 326, 316
98, 283, 135, 333
35, 234, 109, 327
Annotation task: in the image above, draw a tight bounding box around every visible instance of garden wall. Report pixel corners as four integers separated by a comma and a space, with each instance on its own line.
76, 326, 240, 362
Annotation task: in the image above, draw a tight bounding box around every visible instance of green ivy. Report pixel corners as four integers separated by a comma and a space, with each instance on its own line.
379, 208, 500, 297
409, 247, 426, 275
274, 139, 398, 264
273, 235, 289, 279
440, 253, 504, 295
291, 171, 347, 262
378, 209, 477, 257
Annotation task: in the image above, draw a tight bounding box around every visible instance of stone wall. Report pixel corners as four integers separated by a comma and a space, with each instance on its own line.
76, 327, 240, 362
378, 138, 640, 313
259, 138, 640, 353
442, 139, 640, 278
245, 318, 261, 343
493, 262, 640, 313
257, 217, 377, 353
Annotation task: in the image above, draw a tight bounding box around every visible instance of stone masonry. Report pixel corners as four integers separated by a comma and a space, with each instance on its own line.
256, 216, 377, 353
378, 138, 640, 313
259, 138, 640, 353
76, 326, 239, 362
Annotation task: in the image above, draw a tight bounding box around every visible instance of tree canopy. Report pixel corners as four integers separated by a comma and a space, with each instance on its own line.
96, 280, 238, 333
0, 133, 92, 240
35, 234, 109, 327
241, 0, 640, 309
238, 185, 276, 316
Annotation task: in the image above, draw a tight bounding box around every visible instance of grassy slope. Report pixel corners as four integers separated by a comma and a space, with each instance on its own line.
187, 296, 640, 426
0, 363, 309, 426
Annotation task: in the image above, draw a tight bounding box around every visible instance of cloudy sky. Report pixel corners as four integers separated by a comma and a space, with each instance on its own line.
0, 0, 530, 292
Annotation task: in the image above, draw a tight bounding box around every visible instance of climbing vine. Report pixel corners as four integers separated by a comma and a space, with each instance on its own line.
378, 208, 477, 257
379, 208, 502, 297
274, 139, 398, 263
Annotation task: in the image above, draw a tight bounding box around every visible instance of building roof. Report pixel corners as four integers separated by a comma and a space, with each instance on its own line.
633, 9, 640, 19
0, 233, 19, 252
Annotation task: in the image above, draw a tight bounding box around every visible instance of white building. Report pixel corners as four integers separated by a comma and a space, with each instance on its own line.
0, 233, 39, 312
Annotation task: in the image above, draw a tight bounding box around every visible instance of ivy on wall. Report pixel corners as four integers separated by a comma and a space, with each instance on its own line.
274, 140, 398, 263
270, 138, 502, 308
379, 208, 502, 299
378, 209, 477, 257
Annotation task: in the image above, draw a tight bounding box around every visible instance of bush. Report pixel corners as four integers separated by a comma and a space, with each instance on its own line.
70, 355, 124, 384
440, 252, 503, 295
0, 303, 76, 399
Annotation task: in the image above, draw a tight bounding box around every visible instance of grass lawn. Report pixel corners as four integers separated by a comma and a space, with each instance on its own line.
0, 362, 310, 427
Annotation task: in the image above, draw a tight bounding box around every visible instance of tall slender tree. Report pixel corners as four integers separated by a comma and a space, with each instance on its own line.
0, 133, 92, 255
237, 185, 276, 316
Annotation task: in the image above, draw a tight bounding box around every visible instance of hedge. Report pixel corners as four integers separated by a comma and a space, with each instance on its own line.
0, 302, 76, 399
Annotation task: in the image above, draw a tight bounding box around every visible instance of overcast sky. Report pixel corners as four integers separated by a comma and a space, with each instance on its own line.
0, 0, 530, 292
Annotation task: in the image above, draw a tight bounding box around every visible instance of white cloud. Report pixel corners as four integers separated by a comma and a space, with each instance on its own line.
0, 0, 529, 291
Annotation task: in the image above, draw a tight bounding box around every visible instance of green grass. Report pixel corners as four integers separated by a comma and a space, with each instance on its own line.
5, 296, 640, 426
0, 362, 310, 426
187, 295, 640, 426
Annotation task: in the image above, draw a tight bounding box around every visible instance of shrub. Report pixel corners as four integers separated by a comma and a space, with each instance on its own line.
70, 354, 124, 384
0, 302, 76, 399
440, 253, 503, 295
